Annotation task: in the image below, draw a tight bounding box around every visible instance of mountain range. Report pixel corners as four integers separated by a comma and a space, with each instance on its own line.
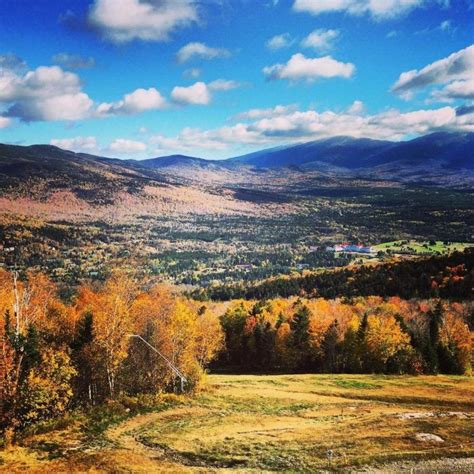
0, 131, 472, 217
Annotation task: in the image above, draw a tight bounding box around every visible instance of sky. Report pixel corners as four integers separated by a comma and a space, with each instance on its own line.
0, 0, 473, 159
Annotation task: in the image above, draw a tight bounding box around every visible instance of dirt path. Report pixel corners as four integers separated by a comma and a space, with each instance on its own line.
104, 408, 474, 473
104, 408, 199, 473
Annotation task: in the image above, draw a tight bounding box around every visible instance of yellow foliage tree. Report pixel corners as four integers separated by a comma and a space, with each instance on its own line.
439, 311, 472, 375
365, 314, 411, 369
76, 270, 138, 397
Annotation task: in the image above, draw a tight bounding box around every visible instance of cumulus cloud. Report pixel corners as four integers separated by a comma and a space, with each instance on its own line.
97, 87, 167, 116
263, 53, 355, 82
0, 60, 171, 122
293, 0, 431, 19
171, 82, 211, 105
250, 106, 467, 140
0, 65, 93, 122
433, 79, 474, 101
0, 57, 237, 122
50, 136, 148, 155
149, 104, 474, 155
88, 0, 198, 43
108, 138, 147, 153
266, 33, 294, 50
392, 45, 474, 100
171, 80, 240, 105
150, 124, 264, 154
301, 29, 339, 52
233, 104, 299, 121
208, 79, 241, 91
176, 42, 231, 63
50, 136, 99, 153
347, 100, 364, 114
52, 53, 96, 70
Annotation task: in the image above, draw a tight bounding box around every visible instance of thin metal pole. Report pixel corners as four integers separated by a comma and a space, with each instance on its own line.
128, 334, 187, 390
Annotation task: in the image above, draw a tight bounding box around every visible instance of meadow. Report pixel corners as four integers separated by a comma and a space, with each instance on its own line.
1, 374, 473, 473
373, 240, 473, 255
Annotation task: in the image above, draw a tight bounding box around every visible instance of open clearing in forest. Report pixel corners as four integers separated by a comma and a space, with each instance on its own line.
373, 240, 473, 255
1, 374, 474, 472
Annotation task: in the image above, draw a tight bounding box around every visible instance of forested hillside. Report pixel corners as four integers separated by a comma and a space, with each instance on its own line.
1, 265, 472, 443
197, 249, 474, 301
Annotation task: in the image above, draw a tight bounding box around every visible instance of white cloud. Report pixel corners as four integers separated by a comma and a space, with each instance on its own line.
170, 80, 240, 105
263, 53, 355, 82
433, 79, 474, 101
301, 29, 339, 52
176, 42, 231, 63
0, 61, 171, 122
88, 0, 198, 43
0, 65, 93, 122
250, 106, 463, 140
50, 136, 149, 155
293, 0, 431, 19
208, 79, 241, 91
171, 82, 211, 105
233, 104, 299, 121
266, 33, 294, 50
149, 104, 474, 155
52, 53, 96, 70
392, 45, 474, 100
108, 138, 147, 153
347, 100, 364, 114
50, 136, 98, 153
0, 117, 11, 128
150, 124, 264, 154
97, 87, 167, 116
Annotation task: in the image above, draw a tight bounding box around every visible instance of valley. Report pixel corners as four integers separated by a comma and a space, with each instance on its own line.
0, 132, 473, 287
2, 5, 473, 472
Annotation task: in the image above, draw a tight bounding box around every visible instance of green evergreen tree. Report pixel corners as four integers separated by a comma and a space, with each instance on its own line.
290, 305, 311, 371
322, 320, 339, 373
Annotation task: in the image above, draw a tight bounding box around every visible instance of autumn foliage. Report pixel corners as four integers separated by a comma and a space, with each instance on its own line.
0, 269, 223, 439
218, 296, 472, 376
0, 268, 472, 441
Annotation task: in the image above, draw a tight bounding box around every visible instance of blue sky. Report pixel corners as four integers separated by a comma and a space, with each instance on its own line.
0, 0, 473, 159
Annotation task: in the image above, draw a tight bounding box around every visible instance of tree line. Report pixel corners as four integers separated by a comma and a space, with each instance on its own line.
194, 249, 474, 301
217, 297, 472, 376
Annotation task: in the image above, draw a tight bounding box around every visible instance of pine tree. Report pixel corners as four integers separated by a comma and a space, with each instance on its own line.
290, 305, 311, 371
322, 320, 339, 373
425, 301, 443, 374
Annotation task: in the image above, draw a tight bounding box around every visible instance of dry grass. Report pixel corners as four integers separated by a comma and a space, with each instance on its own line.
1, 374, 473, 472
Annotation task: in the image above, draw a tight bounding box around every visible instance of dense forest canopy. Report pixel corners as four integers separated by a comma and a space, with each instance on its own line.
195, 249, 474, 301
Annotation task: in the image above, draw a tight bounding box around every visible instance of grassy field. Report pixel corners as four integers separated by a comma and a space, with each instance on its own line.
1, 374, 474, 472
373, 240, 473, 255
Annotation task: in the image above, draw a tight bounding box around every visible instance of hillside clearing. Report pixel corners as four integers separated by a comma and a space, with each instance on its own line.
1, 374, 473, 472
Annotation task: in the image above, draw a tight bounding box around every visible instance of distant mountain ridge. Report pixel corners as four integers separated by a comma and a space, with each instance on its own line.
227, 132, 474, 171
0, 132, 472, 196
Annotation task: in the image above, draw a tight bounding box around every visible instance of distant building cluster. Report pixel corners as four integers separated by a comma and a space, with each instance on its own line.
327, 243, 374, 254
